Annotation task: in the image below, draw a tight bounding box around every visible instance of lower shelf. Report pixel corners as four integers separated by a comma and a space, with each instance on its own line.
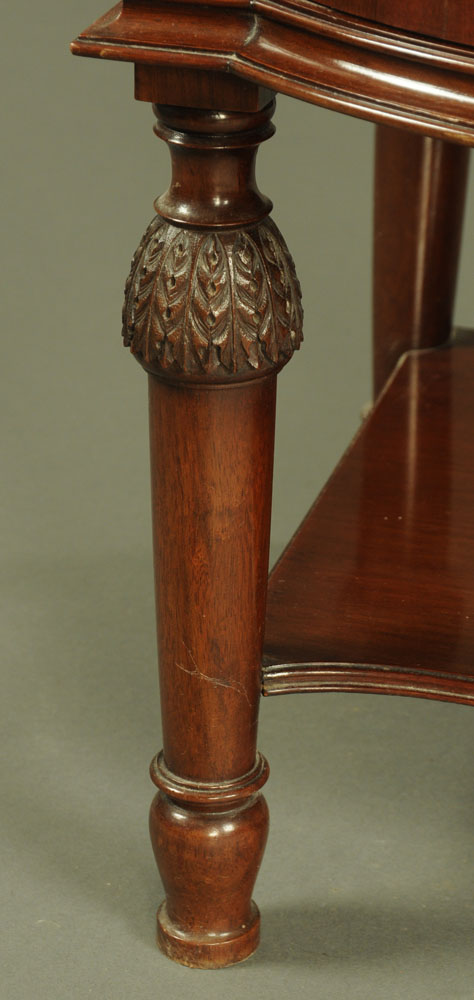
263, 340, 474, 704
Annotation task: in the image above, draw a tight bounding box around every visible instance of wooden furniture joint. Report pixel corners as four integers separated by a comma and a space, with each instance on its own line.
71, 0, 473, 971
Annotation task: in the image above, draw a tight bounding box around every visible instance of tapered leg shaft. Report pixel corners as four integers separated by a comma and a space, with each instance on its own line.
148, 376, 276, 782
147, 374, 276, 966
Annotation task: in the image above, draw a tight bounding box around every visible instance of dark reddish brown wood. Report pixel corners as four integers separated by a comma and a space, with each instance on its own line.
149, 751, 269, 967
146, 378, 275, 967
119, 101, 302, 967
122, 104, 303, 383
373, 127, 469, 396
135, 65, 274, 111
148, 375, 276, 782
318, 1, 474, 48
151, 103, 274, 231
71, 2, 474, 144
72, 0, 474, 973
263, 340, 474, 705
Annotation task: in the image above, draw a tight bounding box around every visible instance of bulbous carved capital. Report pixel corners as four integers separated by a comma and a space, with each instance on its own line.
122, 215, 303, 382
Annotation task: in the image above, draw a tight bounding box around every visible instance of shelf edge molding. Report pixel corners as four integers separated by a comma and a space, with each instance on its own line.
262, 661, 474, 704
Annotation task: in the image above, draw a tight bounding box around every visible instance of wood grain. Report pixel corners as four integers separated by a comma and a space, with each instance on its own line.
71, 2, 474, 144
135, 65, 274, 110
264, 341, 474, 705
319, 1, 474, 48
71, 0, 474, 971
122, 101, 300, 967
373, 127, 469, 396
149, 374, 277, 781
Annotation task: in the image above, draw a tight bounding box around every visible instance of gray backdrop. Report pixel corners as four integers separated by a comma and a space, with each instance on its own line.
2, 3, 474, 998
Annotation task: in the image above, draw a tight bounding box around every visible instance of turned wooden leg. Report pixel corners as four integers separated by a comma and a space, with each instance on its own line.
147, 375, 274, 968
122, 99, 302, 967
373, 125, 469, 397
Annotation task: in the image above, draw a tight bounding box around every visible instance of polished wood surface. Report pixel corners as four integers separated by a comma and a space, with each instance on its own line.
72, 0, 474, 973
264, 341, 474, 705
149, 375, 275, 782
322, 1, 474, 47
71, 2, 474, 144
120, 102, 301, 967
373, 127, 469, 396
135, 65, 274, 111
147, 372, 274, 968
149, 751, 269, 967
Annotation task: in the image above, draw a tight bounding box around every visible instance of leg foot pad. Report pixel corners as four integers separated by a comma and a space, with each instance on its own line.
156, 900, 261, 969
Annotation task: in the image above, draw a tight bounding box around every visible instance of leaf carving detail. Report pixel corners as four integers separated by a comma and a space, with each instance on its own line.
154, 231, 191, 370
259, 219, 304, 358
190, 235, 232, 373
122, 216, 303, 378
233, 234, 273, 369
123, 216, 168, 359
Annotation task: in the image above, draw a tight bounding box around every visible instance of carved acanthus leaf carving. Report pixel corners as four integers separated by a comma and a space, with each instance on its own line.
260, 222, 304, 358
123, 216, 303, 380
190, 235, 232, 374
